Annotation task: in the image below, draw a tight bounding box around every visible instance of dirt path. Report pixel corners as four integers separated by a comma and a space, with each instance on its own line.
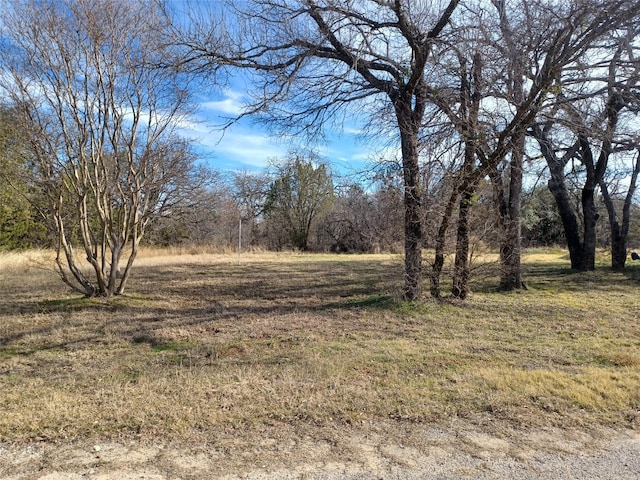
2, 421, 639, 479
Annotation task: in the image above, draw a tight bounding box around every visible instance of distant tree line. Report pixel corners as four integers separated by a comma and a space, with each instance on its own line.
3, 99, 640, 279
134, 153, 640, 258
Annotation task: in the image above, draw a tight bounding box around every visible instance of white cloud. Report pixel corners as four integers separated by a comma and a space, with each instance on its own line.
199, 128, 289, 169
342, 125, 365, 136
199, 89, 246, 116
177, 89, 388, 172
175, 89, 292, 169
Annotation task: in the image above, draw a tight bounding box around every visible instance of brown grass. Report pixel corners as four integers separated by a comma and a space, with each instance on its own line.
0, 249, 639, 443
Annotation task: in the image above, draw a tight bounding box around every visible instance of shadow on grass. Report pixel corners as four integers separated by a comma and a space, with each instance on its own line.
0, 259, 403, 355
622, 263, 640, 282
2, 255, 637, 360
348, 294, 395, 309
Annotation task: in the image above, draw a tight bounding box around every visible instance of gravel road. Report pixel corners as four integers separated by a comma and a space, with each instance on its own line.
1, 424, 638, 479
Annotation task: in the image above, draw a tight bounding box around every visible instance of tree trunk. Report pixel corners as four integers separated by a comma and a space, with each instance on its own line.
600, 182, 630, 271
397, 107, 423, 301
609, 223, 626, 271
499, 131, 525, 290
401, 150, 422, 301
533, 126, 586, 270
547, 173, 587, 270
452, 188, 473, 299
450, 52, 481, 300
600, 182, 626, 270
580, 186, 598, 271
430, 187, 458, 298
116, 240, 137, 295
600, 82, 636, 271
599, 153, 640, 271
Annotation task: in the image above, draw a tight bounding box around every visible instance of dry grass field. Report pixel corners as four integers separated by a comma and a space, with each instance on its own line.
0, 248, 639, 476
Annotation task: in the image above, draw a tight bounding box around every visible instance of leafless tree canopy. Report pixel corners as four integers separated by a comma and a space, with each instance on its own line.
174, 0, 464, 299
0, 0, 196, 297
172, 0, 640, 298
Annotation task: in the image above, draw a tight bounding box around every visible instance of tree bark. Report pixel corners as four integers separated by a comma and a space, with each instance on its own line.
430, 187, 458, 298
580, 187, 598, 271
490, 1, 527, 290
450, 52, 482, 299
452, 187, 473, 299
397, 103, 423, 301
531, 125, 587, 269
499, 131, 525, 290
599, 153, 640, 270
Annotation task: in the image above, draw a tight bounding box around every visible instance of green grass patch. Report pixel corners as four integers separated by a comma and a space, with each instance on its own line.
349, 294, 394, 308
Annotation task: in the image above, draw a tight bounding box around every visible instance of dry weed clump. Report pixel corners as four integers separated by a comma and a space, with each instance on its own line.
0, 249, 54, 275
0, 249, 639, 443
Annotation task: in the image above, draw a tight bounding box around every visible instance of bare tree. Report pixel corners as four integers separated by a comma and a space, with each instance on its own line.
599, 151, 640, 270
323, 183, 375, 253
170, 0, 640, 298
232, 170, 272, 247
485, 0, 527, 291
145, 166, 226, 247
1, 0, 195, 296
427, 0, 640, 296
530, 26, 640, 271
173, 0, 461, 300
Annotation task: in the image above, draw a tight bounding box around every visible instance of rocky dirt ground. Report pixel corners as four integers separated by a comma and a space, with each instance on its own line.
1, 420, 639, 479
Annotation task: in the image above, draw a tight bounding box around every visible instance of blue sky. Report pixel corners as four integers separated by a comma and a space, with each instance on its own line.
178, 85, 395, 178
165, 0, 401, 179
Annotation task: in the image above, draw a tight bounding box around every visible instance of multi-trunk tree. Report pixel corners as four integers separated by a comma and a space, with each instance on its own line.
530, 27, 640, 271
425, 0, 640, 296
1, 0, 196, 297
